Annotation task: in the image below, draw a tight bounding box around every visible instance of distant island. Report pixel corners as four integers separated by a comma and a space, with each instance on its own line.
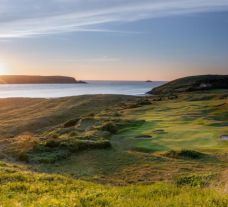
147, 75, 228, 94
0, 75, 87, 84
145, 80, 153, 83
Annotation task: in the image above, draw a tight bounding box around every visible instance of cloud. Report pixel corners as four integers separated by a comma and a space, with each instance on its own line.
0, 0, 228, 38
50, 56, 120, 63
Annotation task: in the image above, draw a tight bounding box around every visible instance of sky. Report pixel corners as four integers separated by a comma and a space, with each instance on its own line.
0, 0, 228, 81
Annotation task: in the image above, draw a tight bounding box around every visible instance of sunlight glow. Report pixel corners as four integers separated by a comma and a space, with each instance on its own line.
0, 62, 8, 75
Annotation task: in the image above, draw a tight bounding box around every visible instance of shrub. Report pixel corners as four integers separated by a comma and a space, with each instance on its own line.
28, 139, 111, 163
17, 153, 29, 162
63, 118, 80, 128
29, 149, 70, 164
45, 140, 60, 148
175, 174, 215, 187
165, 150, 207, 159
61, 140, 111, 152
99, 122, 118, 134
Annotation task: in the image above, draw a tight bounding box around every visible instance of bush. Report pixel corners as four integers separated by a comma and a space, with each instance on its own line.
29, 149, 70, 164
176, 174, 215, 187
28, 139, 111, 163
63, 118, 80, 128
17, 153, 29, 162
60, 140, 111, 152
165, 150, 206, 159
99, 122, 118, 134
45, 140, 60, 148
124, 100, 151, 109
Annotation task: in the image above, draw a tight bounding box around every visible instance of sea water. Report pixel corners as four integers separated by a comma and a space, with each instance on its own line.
0, 81, 164, 98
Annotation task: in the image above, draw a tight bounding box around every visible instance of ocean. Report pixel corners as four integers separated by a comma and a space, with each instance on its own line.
0, 81, 165, 98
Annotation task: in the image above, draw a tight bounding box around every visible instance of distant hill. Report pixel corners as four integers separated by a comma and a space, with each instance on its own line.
0, 75, 87, 84
147, 75, 228, 94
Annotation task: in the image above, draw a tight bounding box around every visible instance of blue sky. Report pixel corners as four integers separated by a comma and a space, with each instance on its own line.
0, 0, 228, 80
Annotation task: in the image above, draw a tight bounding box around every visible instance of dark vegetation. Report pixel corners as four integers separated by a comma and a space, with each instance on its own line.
175, 174, 215, 187
164, 150, 209, 160
26, 139, 111, 163
63, 118, 80, 128
135, 135, 152, 139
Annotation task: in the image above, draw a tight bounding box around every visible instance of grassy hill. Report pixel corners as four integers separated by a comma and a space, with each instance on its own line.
147, 75, 228, 94
0, 75, 86, 84
0, 95, 135, 137
0, 90, 227, 206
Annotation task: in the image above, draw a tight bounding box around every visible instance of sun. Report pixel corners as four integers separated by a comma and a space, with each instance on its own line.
0, 62, 9, 75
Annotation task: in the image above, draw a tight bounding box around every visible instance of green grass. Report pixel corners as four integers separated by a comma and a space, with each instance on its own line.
0, 161, 227, 207
0, 90, 227, 206
0, 95, 135, 137
28, 139, 111, 163
175, 173, 215, 187
121, 92, 228, 153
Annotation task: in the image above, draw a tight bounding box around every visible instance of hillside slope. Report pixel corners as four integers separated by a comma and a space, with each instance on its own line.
0, 161, 227, 207
0, 90, 227, 206
147, 75, 228, 94
0, 95, 135, 137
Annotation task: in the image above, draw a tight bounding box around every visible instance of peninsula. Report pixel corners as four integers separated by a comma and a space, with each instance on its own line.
0, 75, 87, 84
147, 75, 228, 94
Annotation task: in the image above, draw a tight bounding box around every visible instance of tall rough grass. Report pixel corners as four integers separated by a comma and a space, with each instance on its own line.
0, 162, 227, 207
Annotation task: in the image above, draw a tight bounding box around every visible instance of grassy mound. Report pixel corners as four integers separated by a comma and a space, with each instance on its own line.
0, 94, 136, 137
27, 139, 111, 163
